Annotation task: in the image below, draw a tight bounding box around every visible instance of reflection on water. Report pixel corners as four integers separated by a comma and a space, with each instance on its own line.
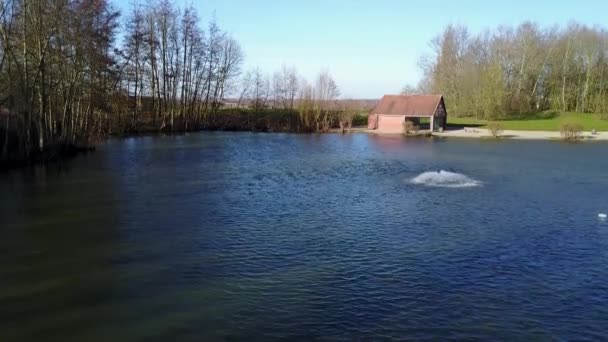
2, 133, 608, 340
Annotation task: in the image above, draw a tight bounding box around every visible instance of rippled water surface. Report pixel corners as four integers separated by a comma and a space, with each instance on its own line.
2, 133, 608, 340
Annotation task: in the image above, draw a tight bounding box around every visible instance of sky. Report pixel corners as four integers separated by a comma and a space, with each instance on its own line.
116, 0, 608, 98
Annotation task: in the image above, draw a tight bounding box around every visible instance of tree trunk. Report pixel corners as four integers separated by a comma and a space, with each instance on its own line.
562, 37, 572, 111
2, 115, 9, 159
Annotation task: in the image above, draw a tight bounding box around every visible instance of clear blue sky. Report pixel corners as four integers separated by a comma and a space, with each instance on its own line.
116, 0, 608, 98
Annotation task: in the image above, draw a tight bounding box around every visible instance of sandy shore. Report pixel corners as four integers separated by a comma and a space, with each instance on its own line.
342, 127, 608, 140
433, 128, 608, 140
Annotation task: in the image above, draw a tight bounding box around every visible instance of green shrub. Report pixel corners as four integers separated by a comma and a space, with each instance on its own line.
487, 122, 504, 137
560, 122, 584, 141
352, 114, 368, 127
403, 120, 414, 136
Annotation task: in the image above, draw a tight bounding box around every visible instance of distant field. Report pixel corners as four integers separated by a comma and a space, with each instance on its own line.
448, 112, 608, 131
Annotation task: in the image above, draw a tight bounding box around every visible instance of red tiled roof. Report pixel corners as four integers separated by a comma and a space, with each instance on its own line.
370, 95, 443, 117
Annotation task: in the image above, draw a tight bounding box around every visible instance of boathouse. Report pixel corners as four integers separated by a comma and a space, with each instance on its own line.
368, 94, 448, 133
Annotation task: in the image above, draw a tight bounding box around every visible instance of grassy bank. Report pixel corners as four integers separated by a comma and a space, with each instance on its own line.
447, 112, 608, 131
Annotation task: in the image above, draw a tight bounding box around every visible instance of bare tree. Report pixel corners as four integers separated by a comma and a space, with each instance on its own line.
213, 36, 243, 111
237, 70, 253, 108
272, 71, 284, 109
314, 70, 340, 131
338, 99, 360, 133
297, 78, 315, 131
250, 68, 270, 112
124, 2, 146, 130
283, 65, 299, 111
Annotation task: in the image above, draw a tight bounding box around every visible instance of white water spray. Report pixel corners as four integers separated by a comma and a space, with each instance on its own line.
410, 170, 482, 188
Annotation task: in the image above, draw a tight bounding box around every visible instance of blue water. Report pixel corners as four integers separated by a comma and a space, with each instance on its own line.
2, 132, 608, 340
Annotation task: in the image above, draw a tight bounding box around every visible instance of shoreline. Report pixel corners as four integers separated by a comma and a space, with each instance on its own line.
3, 127, 606, 171
360, 127, 608, 141
433, 128, 608, 141
115, 126, 608, 141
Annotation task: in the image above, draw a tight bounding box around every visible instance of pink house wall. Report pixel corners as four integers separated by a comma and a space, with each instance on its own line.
376, 115, 405, 133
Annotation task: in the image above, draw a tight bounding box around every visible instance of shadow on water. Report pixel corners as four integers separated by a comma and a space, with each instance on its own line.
0, 161, 125, 341
0, 153, 240, 340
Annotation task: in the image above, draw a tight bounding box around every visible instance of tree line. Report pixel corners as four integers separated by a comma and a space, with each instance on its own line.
237, 66, 363, 133
415, 22, 608, 119
0, 0, 243, 164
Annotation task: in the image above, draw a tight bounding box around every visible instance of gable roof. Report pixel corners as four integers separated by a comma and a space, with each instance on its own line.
370, 94, 444, 117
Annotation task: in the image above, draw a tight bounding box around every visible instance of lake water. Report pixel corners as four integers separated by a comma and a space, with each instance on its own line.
2, 132, 608, 340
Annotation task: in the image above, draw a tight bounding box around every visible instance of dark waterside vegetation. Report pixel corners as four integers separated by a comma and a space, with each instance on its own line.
103, 108, 369, 136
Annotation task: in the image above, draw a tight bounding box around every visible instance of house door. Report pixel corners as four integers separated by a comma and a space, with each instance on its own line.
433, 116, 445, 131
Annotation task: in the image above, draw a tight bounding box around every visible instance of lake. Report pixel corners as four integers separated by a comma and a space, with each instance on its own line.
2, 132, 608, 340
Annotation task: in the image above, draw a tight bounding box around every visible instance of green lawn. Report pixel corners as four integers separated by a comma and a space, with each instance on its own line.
447, 112, 608, 131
